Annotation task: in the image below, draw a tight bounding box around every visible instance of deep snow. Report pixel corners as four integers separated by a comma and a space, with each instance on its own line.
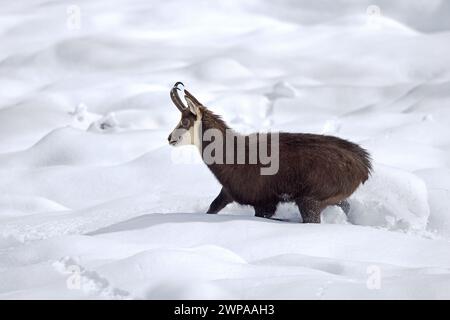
1, 0, 450, 299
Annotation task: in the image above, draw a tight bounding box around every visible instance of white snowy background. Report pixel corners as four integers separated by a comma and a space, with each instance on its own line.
1, 0, 450, 299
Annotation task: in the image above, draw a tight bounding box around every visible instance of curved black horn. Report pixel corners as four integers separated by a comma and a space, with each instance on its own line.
170, 82, 186, 112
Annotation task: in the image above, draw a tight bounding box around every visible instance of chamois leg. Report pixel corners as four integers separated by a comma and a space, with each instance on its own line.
207, 188, 233, 214
296, 198, 324, 223
254, 203, 277, 219
337, 199, 350, 215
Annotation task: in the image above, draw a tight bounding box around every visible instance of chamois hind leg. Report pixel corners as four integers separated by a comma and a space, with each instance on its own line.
337, 199, 350, 215
207, 188, 233, 214
254, 203, 277, 219
296, 198, 325, 223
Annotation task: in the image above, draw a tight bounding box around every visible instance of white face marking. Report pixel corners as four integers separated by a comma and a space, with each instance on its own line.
192, 111, 202, 150
177, 124, 195, 146
169, 110, 202, 149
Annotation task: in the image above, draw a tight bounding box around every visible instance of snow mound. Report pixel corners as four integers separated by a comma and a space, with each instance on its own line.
191, 57, 254, 82
416, 168, 450, 238
0, 195, 68, 219
0, 127, 161, 168
350, 165, 430, 232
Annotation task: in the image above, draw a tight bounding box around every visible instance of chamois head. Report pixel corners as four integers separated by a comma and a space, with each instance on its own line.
168, 82, 203, 147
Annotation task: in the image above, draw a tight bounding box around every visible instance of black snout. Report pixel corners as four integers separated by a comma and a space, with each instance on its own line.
168, 133, 172, 142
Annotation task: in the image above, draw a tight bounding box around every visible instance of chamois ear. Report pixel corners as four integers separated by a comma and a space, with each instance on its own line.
185, 94, 200, 116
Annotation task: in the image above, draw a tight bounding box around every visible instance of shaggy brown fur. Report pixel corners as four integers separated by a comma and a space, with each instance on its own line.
169, 87, 372, 223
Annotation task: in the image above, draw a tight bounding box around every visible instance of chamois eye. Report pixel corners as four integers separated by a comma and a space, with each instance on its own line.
181, 119, 190, 128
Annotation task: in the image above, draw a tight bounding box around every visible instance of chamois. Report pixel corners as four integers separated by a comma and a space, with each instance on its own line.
168, 82, 371, 223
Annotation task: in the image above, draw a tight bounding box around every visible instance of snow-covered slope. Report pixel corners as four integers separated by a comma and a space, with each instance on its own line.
1, 0, 450, 299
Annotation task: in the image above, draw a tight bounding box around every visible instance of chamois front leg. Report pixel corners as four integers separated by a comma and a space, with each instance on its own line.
207, 188, 233, 214
254, 203, 277, 219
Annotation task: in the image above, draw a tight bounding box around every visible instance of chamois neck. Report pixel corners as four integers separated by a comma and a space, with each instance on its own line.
199, 106, 231, 134
198, 106, 236, 169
